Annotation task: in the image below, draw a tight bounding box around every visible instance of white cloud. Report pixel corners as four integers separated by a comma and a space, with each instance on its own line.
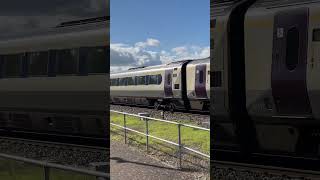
135, 38, 160, 48
111, 38, 209, 73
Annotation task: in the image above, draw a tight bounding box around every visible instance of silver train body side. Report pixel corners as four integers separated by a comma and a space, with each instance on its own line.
212, 0, 320, 156
0, 18, 109, 137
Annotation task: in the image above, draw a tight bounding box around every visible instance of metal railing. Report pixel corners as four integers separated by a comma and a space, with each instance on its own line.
0, 153, 109, 180
110, 110, 210, 169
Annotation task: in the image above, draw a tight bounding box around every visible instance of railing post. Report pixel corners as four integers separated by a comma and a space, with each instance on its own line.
44, 166, 50, 180
9, 159, 16, 180
124, 114, 127, 144
145, 118, 149, 152
178, 124, 182, 169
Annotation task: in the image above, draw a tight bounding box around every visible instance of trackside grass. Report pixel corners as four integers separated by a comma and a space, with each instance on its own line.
110, 112, 210, 155
0, 159, 96, 180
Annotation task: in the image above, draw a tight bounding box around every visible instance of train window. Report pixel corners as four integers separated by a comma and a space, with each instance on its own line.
157, 74, 162, 85
127, 77, 135, 85
56, 49, 78, 75
145, 75, 149, 85
111, 78, 119, 86
3, 54, 22, 77
87, 46, 107, 73
286, 27, 299, 71
199, 70, 204, 84
167, 74, 171, 85
137, 76, 146, 85
174, 84, 180, 89
48, 50, 57, 77
119, 78, 127, 86
313, 29, 320, 41
29, 51, 49, 76
148, 75, 158, 85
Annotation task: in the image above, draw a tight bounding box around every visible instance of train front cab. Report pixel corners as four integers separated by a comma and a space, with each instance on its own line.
186, 58, 210, 111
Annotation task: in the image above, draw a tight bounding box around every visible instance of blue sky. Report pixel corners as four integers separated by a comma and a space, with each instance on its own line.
110, 0, 210, 72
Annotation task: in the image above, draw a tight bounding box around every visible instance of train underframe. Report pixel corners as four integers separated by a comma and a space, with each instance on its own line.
213, 115, 320, 158
111, 96, 210, 112
0, 110, 108, 138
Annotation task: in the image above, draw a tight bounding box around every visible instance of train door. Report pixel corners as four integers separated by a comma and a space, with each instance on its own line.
195, 64, 207, 98
272, 8, 311, 116
164, 70, 173, 97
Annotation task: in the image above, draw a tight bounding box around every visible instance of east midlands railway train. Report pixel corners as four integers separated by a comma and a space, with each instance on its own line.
110, 58, 210, 112
212, 0, 320, 158
0, 16, 109, 139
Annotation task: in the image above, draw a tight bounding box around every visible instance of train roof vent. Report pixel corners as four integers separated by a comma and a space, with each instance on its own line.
56, 16, 109, 28
167, 60, 191, 65
128, 66, 147, 70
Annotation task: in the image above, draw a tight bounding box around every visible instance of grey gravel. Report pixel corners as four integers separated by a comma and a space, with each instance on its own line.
0, 139, 108, 170
211, 167, 318, 180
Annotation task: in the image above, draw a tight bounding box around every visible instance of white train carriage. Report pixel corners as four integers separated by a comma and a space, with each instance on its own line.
0, 16, 109, 137
110, 60, 188, 110
111, 58, 210, 111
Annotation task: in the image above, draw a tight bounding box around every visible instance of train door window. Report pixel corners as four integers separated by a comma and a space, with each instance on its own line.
56, 49, 78, 75
157, 74, 162, 84
199, 70, 204, 84
149, 75, 157, 85
127, 77, 135, 85
29, 51, 49, 76
286, 27, 299, 71
87, 46, 107, 73
167, 74, 171, 85
3, 54, 22, 77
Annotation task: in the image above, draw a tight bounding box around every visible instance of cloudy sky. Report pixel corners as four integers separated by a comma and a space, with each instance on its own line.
110, 0, 210, 73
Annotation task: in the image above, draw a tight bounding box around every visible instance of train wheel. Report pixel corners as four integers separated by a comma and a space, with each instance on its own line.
154, 101, 160, 110
168, 103, 175, 113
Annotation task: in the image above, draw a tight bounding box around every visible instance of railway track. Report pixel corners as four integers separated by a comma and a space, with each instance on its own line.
110, 104, 210, 128
0, 136, 108, 152
111, 103, 209, 115
0, 136, 109, 169
0, 129, 108, 147
213, 148, 320, 172
212, 160, 320, 179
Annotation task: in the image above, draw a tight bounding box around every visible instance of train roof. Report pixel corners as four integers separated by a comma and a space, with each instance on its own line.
211, 0, 243, 17
251, 0, 320, 8
111, 57, 210, 76
0, 16, 109, 54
